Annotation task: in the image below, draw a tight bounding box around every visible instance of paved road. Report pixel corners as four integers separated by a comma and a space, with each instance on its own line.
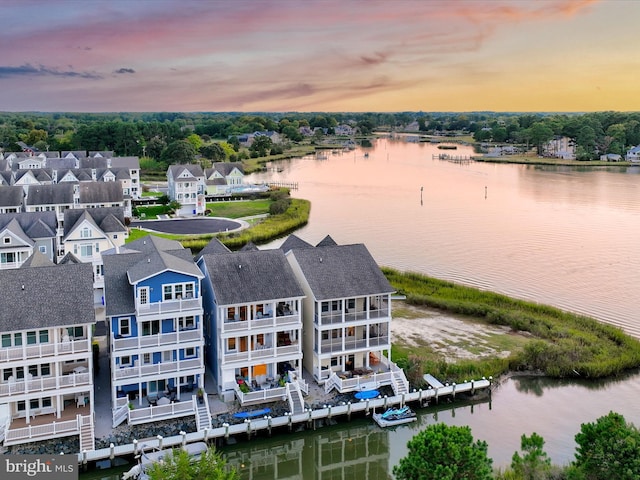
131, 217, 243, 234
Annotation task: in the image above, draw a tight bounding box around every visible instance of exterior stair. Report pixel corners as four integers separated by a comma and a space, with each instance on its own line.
194, 395, 212, 431
78, 414, 95, 452
287, 382, 305, 415
391, 368, 410, 396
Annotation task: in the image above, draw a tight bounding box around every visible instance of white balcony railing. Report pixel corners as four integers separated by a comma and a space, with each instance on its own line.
112, 329, 201, 352
221, 312, 301, 333
0, 339, 90, 363
128, 396, 196, 425
136, 297, 202, 317
0, 373, 91, 397
3, 414, 89, 446
113, 358, 202, 381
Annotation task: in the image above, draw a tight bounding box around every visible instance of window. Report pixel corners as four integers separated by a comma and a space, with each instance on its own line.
79, 244, 93, 257
139, 287, 149, 305
41, 364, 50, 376
17, 401, 25, 412
185, 347, 196, 358
163, 285, 172, 301
347, 299, 355, 310
80, 227, 91, 238
175, 284, 183, 299
42, 397, 52, 408
178, 316, 195, 330
16, 367, 24, 379
143, 353, 150, 364
120, 356, 131, 367
26, 331, 37, 345
28, 365, 38, 377
227, 338, 236, 351
39, 245, 46, 254
39, 330, 49, 343
163, 351, 173, 362
67, 326, 84, 338
30, 399, 40, 410
142, 320, 159, 336
3, 237, 10, 244
118, 318, 131, 337
331, 357, 339, 367
1, 334, 10, 348
3, 369, 11, 381
163, 283, 195, 301
185, 284, 194, 299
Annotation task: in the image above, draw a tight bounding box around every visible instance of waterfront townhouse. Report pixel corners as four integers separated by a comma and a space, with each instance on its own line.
62, 207, 128, 303
204, 162, 245, 196
0, 212, 58, 269
103, 236, 209, 429
285, 237, 409, 395
198, 248, 307, 411
167, 164, 206, 216
0, 261, 96, 450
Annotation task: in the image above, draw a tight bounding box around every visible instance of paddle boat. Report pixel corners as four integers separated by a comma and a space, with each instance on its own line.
372, 406, 417, 428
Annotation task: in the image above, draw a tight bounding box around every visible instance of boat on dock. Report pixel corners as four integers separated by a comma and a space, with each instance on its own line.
122, 442, 209, 479
372, 406, 417, 428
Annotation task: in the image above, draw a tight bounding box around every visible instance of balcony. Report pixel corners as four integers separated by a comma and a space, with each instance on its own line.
315, 307, 389, 326
4, 413, 91, 447
112, 328, 201, 352
113, 358, 202, 381
0, 339, 90, 363
136, 297, 202, 318
317, 336, 390, 354
222, 342, 301, 364
221, 311, 300, 333
0, 372, 91, 397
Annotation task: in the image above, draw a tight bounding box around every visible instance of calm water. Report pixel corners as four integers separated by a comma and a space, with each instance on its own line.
81, 139, 640, 478
251, 138, 640, 337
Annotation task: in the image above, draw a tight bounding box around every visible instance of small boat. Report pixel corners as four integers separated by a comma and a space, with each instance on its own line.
122, 442, 209, 479
372, 406, 417, 428
437, 144, 457, 150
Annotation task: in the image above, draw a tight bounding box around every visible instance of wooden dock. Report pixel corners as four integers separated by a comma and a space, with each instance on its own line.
433, 154, 473, 164
267, 181, 298, 190
77, 377, 491, 466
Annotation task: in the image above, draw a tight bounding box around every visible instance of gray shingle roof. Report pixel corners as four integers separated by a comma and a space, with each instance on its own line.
48, 158, 77, 170
0, 186, 24, 207
316, 235, 338, 247
26, 183, 75, 205
287, 244, 393, 301
168, 164, 204, 179
199, 249, 304, 305
109, 156, 139, 169
0, 212, 57, 238
127, 249, 203, 284
1, 218, 33, 246
78, 181, 123, 204
103, 252, 137, 316
280, 234, 313, 253
20, 250, 55, 268
0, 263, 95, 331
197, 238, 231, 257
63, 207, 126, 237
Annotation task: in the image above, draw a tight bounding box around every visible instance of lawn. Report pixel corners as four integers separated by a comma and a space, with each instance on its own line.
205, 199, 270, 218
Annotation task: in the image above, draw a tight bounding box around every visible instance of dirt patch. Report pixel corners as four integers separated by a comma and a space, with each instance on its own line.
392, 303, 520, 362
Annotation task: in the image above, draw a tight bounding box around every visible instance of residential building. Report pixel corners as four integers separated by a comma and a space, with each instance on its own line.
285, 236, 409, 395
103, 236, 208, 429
0, 261, 95, 450
0, 186, 24, 213
626, 145, 640, 162
0, 212, 58, 269
543, 136, 576, 159
204, 162, 244, 196
62, 207, 128, 303
198, 247, 306, 409
166, 164, 206, 216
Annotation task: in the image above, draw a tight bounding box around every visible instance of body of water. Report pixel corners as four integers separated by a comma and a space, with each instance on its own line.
81, 138, 640, 478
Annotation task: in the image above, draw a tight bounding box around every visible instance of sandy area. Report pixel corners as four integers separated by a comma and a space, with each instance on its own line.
391, 303, 515, 362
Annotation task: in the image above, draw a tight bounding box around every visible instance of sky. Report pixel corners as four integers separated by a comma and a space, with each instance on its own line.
1, 0, 638, 113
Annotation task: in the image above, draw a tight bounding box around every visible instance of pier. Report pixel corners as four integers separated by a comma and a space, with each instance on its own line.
266, 181, 298, 190
77, 377, 491, 466
433, 154, 473, 164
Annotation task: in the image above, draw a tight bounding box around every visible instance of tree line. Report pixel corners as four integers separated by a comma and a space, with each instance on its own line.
1, 111, 639, 163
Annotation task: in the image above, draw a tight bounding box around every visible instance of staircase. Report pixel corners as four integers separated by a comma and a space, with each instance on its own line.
194, 395, 212, 431
112, 403, 129, 428
391, 368, 410, 396
78, 415, 95, 452
286, 383, 305, 415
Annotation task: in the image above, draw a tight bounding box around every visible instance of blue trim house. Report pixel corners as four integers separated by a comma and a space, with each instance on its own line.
103, 236, 205, 427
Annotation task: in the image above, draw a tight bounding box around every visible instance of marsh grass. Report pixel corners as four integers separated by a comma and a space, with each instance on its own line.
385, 268, 640, 381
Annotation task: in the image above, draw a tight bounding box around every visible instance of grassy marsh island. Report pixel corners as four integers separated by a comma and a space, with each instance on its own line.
385, 268, 640, 385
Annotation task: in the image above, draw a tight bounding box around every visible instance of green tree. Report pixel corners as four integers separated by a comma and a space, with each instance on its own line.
145, 445, 238, 480
393, 423, 493, 480
572, 411, 640, 480
162, 140, 197, 164
510, 432, 551, 480
249, 135, 273, 157
529, 122, 554, 155
186, 133, 204, 152
200, 143, 226, 161
168, 200, 182, 213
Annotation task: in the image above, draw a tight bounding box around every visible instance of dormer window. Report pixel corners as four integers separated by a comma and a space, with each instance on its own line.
3, 237, 9, 244
81, 227, 91, 238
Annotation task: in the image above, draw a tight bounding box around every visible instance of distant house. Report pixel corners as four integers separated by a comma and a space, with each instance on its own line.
0, 262, 96, 449
167, 164, 206, 216
0, 186, 24, 214
103, 236, 207, 429
626, 145, 640, 162
198, 248, 307, 408
600, 153, 622, 162
543, 136, 576, 159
